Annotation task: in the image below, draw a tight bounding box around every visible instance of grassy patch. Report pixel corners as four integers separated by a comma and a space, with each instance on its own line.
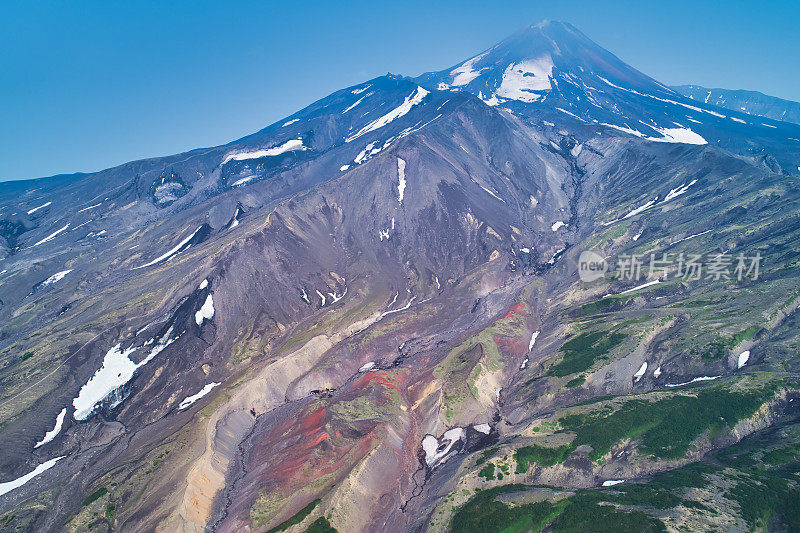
82, 487, 108, 507
581, 296, 629, 316
475, 447, 497, 465
304, 516, 338, 533
549, 493, 665, 532
549, 331, 627, 378
267, 499, 321, 533
559, 380, 779, 460
478, 463, 496, 480
514, 444, 572, 473
450, 484, 565, 533
565, 375, 586, 388
449, 484, 665, 533
725, 474, 800, 529
702, 326, 759, 360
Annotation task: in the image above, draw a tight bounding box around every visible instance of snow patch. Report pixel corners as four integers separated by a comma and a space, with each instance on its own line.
653, 366, 662, 378
72, 329, 177, 420
662, 179, 698, 202
647, 127, 707, 145
33, 223, 70, 247
230, 175, 255, 187
34, 408, 67, 449
496, 56, 554, 102
346, 86, 429, 142
178, 382, 220, 410
623, 198, 658, 219
0, 456, 65, 497
551, 221, 565, 231
450, 52, 487, 86
282, 118, 299, 127
222, 138, 306, 164
634, 362, 648, 382
473, 423, 491, 434
671, 229, 711, 245
343, 94, 368, 113
528, 331, 540, 352
42, 270, 72, 286
422, 427, 466, 467
359, 361, 375, 373
195, 294, 214, 326
602, 479, 625, 487
737, 350, 750, 369
477, 182, 505, 202
665, 375, 721, 388
133, 226, 202, 269
397, 157, 407, 204
27, 202, 52, 215
618, 279, 661, 295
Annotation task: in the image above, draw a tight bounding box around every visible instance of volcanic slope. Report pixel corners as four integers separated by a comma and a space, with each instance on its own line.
0, 20, 799, 533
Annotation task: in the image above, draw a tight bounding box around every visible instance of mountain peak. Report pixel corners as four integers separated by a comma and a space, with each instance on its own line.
416, 20, 669, 104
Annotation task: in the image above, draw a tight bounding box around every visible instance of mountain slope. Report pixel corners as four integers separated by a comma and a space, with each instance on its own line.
1, 20, 799, 533
416, 21, 800, 173
674, 84, 800, 126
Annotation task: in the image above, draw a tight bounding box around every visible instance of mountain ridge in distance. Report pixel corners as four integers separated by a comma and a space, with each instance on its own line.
673, 83, 800, 126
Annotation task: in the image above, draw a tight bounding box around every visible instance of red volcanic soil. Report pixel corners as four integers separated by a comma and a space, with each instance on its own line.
493, 334, 527, 357
353, 368, 409, 394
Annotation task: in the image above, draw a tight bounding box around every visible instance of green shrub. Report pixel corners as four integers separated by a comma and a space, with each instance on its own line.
560, 383, 778, 460
514, 444, 572, 473
566, 375, 586, 388
549, 331, 626, 377
478, 463, 496, 480
267, 499, 321, 533
82, 487, 107, 507
304, 516, 338, 533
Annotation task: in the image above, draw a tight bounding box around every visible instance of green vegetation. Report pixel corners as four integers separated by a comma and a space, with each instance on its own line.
82, 487, 108, 507
514, 445, 572, 473
580, 296, 629, 316
565, 375, 586, 388
452, 402, 800, 532
449, 484, 665, 533
702, 326, 759, 360
559, 380, 779, 460
450, 485, 566, 533
731, 326, 759, 346
716, 431, 800, 530
475, 447, 497, 465
725, 475, 800, 529
549, 331, 627, 378
267, 499, 321, 533
20, 351, 34, 361
548, 493, 665, 532
478, 463, 496, 480
304, 516, 338, 533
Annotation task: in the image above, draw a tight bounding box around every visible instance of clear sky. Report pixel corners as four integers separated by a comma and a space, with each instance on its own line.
1, 0, 797, 181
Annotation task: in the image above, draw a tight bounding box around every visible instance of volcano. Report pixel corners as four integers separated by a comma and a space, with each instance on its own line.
1, 20, 799, 533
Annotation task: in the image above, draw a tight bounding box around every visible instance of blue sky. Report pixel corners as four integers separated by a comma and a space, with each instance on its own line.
1, 0, 797, 181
